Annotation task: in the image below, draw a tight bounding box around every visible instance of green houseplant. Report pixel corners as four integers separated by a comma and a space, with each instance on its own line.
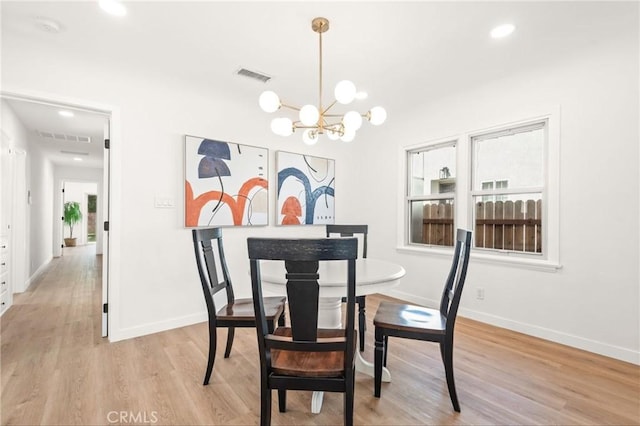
63, 201, 82, 247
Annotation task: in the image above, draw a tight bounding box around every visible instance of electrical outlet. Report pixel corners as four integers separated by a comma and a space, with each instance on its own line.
476, 287, 485, 300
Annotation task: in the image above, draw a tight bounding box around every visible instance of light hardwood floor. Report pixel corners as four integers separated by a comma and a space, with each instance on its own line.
1, 245, 638, 425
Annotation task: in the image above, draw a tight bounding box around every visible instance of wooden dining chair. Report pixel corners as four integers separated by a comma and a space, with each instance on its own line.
326, 224, 368, 352
247, 237, 358, 426
192, 228, 286, 386
373, 229, 472, 412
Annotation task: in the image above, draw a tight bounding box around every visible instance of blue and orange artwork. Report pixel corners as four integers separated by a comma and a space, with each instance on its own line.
276, 151, 335, 226
185, 136, 268, 227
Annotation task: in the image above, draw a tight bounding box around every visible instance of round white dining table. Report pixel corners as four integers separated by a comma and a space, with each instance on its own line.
258, 258, 406, 413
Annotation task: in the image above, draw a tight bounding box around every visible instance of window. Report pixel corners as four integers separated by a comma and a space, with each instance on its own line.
406, 142, 456, 247
402, 114, 560, 269
472, 122, 544, 254
481, 180, 509, 201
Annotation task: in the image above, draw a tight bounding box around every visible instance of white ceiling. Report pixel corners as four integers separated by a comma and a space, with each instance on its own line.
3, 97, 107, 168
1, 1, 634, 167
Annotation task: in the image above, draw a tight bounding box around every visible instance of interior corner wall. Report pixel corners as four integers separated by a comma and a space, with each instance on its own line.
361, 35, 640, 363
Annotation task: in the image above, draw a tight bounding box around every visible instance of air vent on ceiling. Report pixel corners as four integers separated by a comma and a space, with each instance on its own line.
36, 130, 91, 143
236, 68, 272, 83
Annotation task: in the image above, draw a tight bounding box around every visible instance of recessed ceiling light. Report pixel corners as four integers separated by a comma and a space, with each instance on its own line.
491, 24, 515, 39
73, 157, 83, 162
58, 110, 74, 118
99, 0, 127, 17
355, 91, 368, 100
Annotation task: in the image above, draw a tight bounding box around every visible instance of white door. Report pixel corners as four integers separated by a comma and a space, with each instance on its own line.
101, 121, 110, 337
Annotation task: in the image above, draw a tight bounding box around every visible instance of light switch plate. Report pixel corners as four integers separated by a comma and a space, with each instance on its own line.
154, 196, 175, 208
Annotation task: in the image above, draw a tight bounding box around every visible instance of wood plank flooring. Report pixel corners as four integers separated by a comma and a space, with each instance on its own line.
2, 245, 639, 425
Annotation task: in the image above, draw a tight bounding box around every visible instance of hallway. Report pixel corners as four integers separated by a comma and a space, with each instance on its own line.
1, 245, 103, 423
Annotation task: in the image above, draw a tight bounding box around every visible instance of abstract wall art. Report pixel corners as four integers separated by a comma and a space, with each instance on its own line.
276, 151, 335, 226
185, 135, 268, 227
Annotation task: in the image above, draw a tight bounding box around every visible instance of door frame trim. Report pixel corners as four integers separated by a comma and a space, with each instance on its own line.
1, 89, 122, 341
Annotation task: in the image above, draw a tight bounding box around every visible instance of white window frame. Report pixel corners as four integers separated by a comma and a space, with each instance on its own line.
398, 110, 561, 272
481, 180, 509, 202
471, 121, 546, 256
405, 140, 457, 248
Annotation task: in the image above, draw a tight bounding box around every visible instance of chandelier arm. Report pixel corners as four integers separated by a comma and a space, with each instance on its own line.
323, 112, 367, 119
323, 121, 344, 128
280, 102, 301, 112
294, 124, 323, 130
321, 100, 338, 114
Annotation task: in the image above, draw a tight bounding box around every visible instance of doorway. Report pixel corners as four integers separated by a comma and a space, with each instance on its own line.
61, 181, 99, 248
87, 194, 97, 243
0, 92, 113, 337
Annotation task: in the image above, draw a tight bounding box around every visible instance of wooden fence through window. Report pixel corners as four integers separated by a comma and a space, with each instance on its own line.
422, 199, 542, 252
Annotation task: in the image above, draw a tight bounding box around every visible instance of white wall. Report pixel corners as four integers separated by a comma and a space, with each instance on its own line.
0, 100, 30, 152
361, 34, 639, 363
27, 145, 54, 280
1, 37, 364, 341
2, 9, 637, 364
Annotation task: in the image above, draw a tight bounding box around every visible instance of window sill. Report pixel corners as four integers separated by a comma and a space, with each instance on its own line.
396, 245, 562, 272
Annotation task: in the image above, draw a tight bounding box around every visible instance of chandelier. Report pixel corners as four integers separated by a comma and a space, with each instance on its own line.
259, 17, 387, 145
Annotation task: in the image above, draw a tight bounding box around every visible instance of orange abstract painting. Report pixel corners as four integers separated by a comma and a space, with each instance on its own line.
185, 135, 268, 227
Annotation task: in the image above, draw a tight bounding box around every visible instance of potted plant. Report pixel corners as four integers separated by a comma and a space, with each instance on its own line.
63, 201, 82, 247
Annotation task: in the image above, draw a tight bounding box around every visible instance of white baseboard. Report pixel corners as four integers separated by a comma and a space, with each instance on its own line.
383, 289, 639, 365
109, 311, 208, 343
21, 256, 53, 292
385, 288, 438, 307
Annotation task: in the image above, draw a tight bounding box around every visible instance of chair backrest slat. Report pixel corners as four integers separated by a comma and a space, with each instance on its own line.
192, 228, 234, 319
285, 260, 320, 341
439, 229, 472, 333
326, 224, 368, 258
248, 237, 358, 361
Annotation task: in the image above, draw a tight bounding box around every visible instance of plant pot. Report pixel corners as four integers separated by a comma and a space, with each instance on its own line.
64, 238, 77, 247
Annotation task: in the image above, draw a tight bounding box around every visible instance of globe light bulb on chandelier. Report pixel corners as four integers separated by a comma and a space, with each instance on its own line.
259, 17, 386, 144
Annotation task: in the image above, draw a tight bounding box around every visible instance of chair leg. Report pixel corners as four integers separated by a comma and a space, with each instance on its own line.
344, 369, 355, 426
383, 335, 389, 367
277, 389, 287, 413
357, 296, 366, 352
224, 327, 235, 358
374, 327, 384, 397
260, 386, 272, 426
442, 338, 460, 412
203, 322, 217, 385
